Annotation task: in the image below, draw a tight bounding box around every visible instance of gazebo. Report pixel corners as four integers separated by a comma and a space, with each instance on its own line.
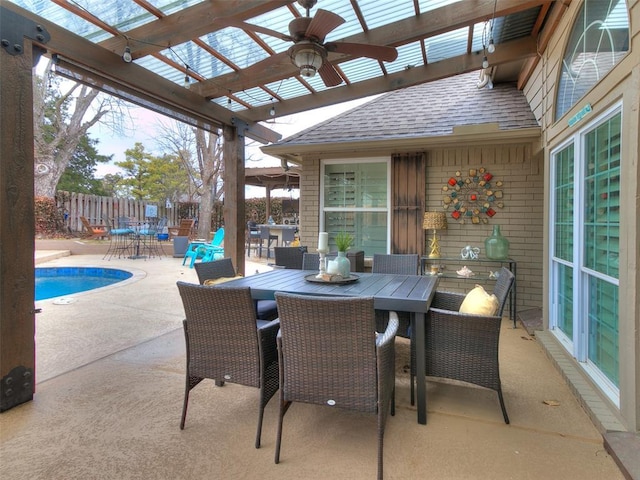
2, 0, 639, 449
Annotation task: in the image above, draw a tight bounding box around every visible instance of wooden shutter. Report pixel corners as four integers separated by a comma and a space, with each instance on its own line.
392, 153, 425, 254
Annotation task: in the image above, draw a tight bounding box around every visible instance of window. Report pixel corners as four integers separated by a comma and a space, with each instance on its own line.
550, 108, 621, 404
321, 159, 390, 255
555, 0, 629, 121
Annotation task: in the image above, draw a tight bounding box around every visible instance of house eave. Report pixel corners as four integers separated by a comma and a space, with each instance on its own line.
261, 125, 542, 162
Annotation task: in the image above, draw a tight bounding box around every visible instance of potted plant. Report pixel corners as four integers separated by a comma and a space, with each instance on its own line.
333, 231, 353, 277
334, 231, 354, 252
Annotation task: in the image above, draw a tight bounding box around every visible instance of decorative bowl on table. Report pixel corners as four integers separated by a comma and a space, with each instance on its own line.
304, 273, 359, 284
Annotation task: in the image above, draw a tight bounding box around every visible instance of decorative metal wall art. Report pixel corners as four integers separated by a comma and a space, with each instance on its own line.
442, 167, 504, 224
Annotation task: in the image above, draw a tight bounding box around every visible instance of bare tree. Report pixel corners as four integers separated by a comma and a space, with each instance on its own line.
156, 120, 224, 239
33, 60, 129, 198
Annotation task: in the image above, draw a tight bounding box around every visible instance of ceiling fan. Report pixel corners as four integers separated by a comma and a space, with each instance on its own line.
225, 0, 398, 87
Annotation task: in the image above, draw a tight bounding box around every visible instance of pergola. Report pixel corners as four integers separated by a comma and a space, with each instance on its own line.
0, 0, 568, 411
245, 166, 300, 220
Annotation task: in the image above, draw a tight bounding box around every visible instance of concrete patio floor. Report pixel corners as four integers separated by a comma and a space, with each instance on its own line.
0, 239, 627, 479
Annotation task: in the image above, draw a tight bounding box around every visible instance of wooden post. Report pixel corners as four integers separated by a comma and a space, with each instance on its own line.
0, 39, 36, 411
265, 186, 272, 221
223, 123, 246, 275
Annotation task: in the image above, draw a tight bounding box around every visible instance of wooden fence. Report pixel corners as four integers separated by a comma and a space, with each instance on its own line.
57, 192, 184, 233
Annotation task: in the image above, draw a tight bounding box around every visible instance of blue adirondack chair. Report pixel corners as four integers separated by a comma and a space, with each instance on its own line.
182, 228, 225, 268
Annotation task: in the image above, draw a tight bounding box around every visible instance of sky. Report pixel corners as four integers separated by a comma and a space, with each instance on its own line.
89, 95, 377, 198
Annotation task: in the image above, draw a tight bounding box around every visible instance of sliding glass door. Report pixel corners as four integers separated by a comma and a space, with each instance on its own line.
550, 108, 621, 404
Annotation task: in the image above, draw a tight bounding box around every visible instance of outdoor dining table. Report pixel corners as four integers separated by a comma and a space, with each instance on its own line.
222, 268, 439, 425
126, 220, 151, 259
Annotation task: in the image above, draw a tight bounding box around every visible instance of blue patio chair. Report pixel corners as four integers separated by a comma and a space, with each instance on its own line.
102, 215, 135, 260
183, 227, 225, 268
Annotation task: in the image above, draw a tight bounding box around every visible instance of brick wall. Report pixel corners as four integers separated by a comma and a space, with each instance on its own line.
427, 144, 544, 311
299, 144, 544, 313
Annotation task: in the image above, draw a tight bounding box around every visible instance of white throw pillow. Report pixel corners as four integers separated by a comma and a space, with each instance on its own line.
458, 284, 499, 316
203, 274, 243, 286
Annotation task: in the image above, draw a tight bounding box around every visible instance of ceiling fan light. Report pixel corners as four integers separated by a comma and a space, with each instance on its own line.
291, 43, 325, 78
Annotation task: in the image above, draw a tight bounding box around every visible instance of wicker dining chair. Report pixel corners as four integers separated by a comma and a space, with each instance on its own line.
273, 292, 398, 480
176, 281, 279, 448
409, 267, 515, 423
273, 246, 307, 269
194, 258, 278, 321
372, 253, 420, 338
301, 252, 322, 270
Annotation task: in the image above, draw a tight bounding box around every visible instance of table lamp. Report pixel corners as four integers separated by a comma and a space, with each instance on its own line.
422, 212, 447, 258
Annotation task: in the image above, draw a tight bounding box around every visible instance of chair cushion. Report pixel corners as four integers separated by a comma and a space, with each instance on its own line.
256, 300, 278, 320
203, 275, 243, 286
458, 284, 499, 316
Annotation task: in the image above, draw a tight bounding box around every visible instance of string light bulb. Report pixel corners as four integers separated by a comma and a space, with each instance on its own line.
482, 55, 489, 69
183, 66, 190, 89
487, 38, 496, 53
122, 46, 132, 63
269, 97, 276, 116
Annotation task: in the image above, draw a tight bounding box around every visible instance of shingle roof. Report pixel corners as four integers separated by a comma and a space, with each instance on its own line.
273, 72, 539, 147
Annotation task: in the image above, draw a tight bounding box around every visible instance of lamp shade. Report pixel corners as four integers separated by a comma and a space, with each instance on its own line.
423, 211, 447, 230
290, 41, 325, 77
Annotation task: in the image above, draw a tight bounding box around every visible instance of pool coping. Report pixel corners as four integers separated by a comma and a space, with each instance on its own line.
35, 250, 71, 264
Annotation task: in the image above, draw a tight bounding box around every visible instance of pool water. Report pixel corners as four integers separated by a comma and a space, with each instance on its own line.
35, 267, 133, 301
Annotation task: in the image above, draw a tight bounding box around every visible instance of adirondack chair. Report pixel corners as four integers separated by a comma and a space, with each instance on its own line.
168, 218, 195, 239
183, 228, 225, 268
79, 216, 108, 239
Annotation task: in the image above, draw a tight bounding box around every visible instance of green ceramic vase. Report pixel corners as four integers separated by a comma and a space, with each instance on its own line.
335, 251, 351, 278
485, 225, 509, 260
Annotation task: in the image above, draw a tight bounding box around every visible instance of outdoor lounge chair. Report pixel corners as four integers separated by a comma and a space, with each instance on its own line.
79, 216, 108, 240
194, 258, 278, 321
176, 281, 279, 448
409, 267, 515, 423
182, 227, 224, 268
372, 253, 419, 338
273, 292, 398, 480
168, 218, 194, 239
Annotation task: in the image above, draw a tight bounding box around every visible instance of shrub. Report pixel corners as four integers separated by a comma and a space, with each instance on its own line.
35, 196, 65, 238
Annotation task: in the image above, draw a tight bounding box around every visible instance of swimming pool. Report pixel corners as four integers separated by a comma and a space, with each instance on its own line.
35, 267, 133, 301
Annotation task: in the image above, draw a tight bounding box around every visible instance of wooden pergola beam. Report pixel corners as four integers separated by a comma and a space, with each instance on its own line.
2, 1, 281, 145
98, 1, 294, 58
243, 36, 538, 122
195, 0, 550, 99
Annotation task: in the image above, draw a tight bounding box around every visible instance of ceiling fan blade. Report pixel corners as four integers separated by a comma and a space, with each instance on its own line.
326, 42, 398, 62
305, 9, 345, 42
318, 61, 343, 87
223, 18, 292, 42
239, 52, 291, 80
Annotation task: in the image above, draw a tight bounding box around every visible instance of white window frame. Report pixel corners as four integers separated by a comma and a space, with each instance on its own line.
320, 158, 391, 254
